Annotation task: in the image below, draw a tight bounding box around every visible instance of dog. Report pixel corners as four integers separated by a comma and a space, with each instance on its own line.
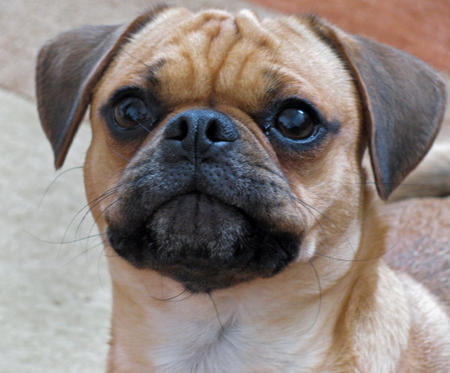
35, 5, 449, 372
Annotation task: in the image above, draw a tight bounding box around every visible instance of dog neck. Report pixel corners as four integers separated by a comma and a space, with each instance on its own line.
104, 196, 411, 372
106, 259, 356, 373
103, 221, 382, 373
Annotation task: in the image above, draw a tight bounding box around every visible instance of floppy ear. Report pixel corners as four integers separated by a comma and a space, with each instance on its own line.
35, 6, 167, 169
309, 18, 447, 200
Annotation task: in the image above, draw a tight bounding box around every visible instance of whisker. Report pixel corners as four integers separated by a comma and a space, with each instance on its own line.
110, 147, 132, 162
73, 187, 120, 238
156, 291, 194, 303
109, 125, 154, 161
287, 192, 367, 262
63, 247, 93, 266
96, 242, 108, 289
26, 231, 106, 245
83, 197, 124, 249
208, 292, 225, 333
305, 259, 322, 332
150, 288, 190, 302
62, 237, 108, 267
38, 165, 83, 208
65, 185, 123, 246
313, 252, 383, 263
121, 49, 152, 69
289, 194, 338, 256
24, 185, 122, 252
290, 194, 341, 231
136, 118, 152, 134
140, 277, 195, 303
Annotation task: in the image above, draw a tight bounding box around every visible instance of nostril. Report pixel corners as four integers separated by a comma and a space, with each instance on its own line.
205, 118, 239, 143
165, 117, 189, 141
205, 119, 222, 142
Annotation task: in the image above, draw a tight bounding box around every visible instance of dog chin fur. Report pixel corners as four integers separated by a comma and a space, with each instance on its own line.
107, 192, 300, 293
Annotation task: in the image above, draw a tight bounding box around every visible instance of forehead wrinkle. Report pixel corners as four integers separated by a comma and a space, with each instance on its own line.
154, 10, 231, 51
145, 58, 167, 87
117, 9, 287, 111
206, 18, 240, 80
157, 9, 280, 108
210, 16, 282, 111
141, 13, 240, 106
214, 48, 280, 113
235, 9, 279, 50
151, 15, 236, 102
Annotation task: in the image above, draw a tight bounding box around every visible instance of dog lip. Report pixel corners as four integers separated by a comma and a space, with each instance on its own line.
152, 191, 241, 218
105, 190, 249, 252
140, 187, 259, 233
106, 188, 302, 293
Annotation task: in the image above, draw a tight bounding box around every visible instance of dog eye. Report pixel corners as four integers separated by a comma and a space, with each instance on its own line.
275, 108, 316, 140
113, 96, 149, 130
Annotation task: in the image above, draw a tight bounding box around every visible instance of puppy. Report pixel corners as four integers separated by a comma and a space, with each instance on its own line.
36, 6, 449, 372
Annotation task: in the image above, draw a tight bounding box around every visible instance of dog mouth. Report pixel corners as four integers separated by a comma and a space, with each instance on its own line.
107, 192, 300, 292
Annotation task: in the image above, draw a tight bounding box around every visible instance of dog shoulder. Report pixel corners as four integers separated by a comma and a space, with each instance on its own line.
332, 263, 410, 372
329, 261, 448, 372
357, 263, 449, 373
395, 272, 450, 372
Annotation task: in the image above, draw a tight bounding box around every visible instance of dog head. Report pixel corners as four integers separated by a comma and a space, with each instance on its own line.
36, 7, 446, 293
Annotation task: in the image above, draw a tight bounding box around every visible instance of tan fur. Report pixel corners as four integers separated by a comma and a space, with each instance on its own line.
37, 7, 449, 373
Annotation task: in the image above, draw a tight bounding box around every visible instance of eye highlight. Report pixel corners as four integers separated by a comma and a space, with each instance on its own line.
259, 97, 337, 152
114, 96, 150, 130
275, 108, 316, 140
101, 86, 164, 140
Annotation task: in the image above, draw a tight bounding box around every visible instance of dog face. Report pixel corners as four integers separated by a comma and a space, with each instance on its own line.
36, 7, 446, 293
86, 8, 362, 292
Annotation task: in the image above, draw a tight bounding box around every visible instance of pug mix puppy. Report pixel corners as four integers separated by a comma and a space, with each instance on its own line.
36, 5, 449, 372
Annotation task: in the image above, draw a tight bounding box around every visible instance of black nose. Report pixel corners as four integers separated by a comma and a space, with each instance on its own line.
163, 109, 238, 163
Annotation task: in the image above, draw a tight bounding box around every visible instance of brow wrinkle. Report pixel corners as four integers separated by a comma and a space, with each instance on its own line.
146, 58, 167, 87
234, 50, 256, 87
262, 69, 284, 103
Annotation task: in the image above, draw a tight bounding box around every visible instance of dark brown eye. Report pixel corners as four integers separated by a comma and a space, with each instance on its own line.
275, 108, 316, 140
114, 96, 149, 130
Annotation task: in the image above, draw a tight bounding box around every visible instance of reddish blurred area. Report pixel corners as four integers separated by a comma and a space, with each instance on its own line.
250, 0, 449, 71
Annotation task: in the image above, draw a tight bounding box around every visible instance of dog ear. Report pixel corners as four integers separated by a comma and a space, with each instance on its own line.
36, 6, 167, 169
309, 18, 447, 200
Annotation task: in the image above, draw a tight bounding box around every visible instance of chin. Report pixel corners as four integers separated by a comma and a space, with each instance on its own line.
107, 193, 300, 292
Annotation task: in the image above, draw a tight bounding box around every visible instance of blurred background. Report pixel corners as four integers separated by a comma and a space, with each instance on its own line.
0, 1, 448, 372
